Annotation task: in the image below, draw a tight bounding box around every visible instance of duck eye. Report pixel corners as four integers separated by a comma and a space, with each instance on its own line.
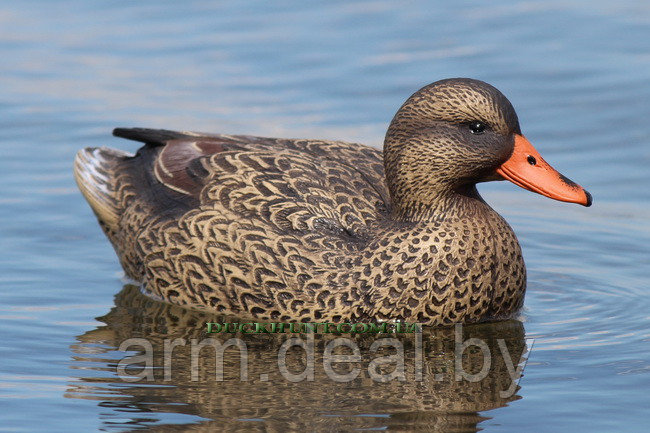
468, 121, 486, 134
527, 155, 537, 165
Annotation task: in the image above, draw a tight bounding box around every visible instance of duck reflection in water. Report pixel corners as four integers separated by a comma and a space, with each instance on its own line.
66, 285, 530, 432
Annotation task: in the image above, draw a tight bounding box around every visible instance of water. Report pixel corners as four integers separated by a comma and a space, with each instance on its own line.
1, 1, 649, 431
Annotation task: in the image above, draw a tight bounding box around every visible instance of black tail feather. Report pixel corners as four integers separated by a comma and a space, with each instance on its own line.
113, 128, 195, 146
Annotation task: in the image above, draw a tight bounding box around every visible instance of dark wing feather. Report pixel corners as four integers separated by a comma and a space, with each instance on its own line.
114, 128, 250, 207
113, 128, 198, 146
153, 140, 225, 197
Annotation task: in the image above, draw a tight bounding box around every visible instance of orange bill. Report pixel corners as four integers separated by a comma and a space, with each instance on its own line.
496, 134, 592, 207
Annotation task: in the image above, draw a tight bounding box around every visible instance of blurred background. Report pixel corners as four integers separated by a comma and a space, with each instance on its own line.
1, 1, 649, 432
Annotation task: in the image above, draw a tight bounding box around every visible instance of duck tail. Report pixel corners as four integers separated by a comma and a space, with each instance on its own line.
73, 147, 131, 233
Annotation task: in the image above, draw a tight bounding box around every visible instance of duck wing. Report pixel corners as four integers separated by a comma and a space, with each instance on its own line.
75, 127, 390, 239
112, 127, 390, 207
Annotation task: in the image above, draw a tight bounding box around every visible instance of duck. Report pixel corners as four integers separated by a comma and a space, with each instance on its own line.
74, 78, 591, 326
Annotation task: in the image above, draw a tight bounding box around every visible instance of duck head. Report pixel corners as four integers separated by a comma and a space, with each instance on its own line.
383, 78, 591, 220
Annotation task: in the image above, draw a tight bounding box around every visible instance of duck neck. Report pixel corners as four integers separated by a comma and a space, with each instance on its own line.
389, 184, 485, 222
382, 129, 482, 222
